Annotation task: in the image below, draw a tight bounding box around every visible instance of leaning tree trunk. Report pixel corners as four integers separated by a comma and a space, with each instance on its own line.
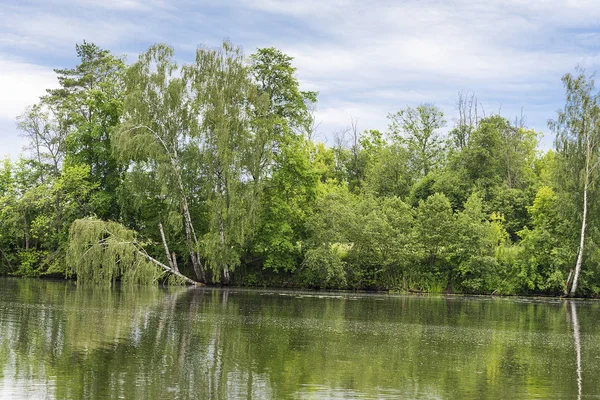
140, 251, 202, 286
570, 146, 590, 297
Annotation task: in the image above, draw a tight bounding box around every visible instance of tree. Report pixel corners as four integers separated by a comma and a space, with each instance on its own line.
454, 193, 502, 293
45, 41, 126, 219
348, 195, 414, 289
302, 183, 355, 288
188, 40, 255, 283
388, 104, 446, 177
114, 43, 206, 282
449, 91, 483, 150
516, 186, 574, 294
249, 47, 317, 133
253, 137, 318, 273
364, 143, 412, 199
550, 69, 600, 296
17, 104, 67, 179
246, 47, 320, 274
66, 218, 200, 285
414, 193, 456, 289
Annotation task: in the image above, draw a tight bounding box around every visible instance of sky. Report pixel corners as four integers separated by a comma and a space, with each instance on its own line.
2, 0, 600, 159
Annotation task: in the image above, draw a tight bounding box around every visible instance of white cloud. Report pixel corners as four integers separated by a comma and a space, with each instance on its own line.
0, 57, 58, 159
244, 0, 600, 142
0, 3, 157, 54
1, 0, 600, 159
0, 57, 58, 121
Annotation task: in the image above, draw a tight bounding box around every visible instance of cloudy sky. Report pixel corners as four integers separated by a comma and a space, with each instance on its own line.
2, 0, 600, 159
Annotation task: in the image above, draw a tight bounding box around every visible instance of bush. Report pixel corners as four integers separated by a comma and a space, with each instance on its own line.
300, 247, 347, 289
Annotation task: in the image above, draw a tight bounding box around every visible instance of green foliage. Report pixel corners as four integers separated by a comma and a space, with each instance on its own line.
347, 196, 414, 289
47, 41, 126, 219
388, 104, 446, 177
66, 218, 163, 286
515, 186, 576, 294
364, 143, 413, 199
254, 136, 318, 272
13, 250, 49, 277
415, 193, 455, 274
300, 246, 347, 289
6, 41, 600, 297
249, 47, 317, 131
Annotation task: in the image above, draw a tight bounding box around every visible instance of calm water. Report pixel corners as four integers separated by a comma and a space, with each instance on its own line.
0, 278, 598, 399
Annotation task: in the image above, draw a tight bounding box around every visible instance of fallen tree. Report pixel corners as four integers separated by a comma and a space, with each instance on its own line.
67, 218, 203, 286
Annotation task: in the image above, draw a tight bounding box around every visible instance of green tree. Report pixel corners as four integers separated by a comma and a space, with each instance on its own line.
246, 47, 320, 275
454, 193, 502, 293
517, 186, 575, 294
45, 41, 126, 219
388, 104, 446, 177
348, 196, 414, 289
414, 193, 455, 290
364, 143, 413, 199
114, 43, 205, 282
188, 41, 258, 283
17, 104, 67, 180
550, 70, 600, 296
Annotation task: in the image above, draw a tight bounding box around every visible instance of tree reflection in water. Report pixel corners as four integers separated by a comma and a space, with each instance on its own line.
567, 300, 582, 400
2, 279, 600, 399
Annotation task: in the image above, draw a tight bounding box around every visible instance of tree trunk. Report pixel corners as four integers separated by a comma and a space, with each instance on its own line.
570, 184, 587, 297
139, 250, 203, 286
159, 222, 177, 272
219, 209, 230, 284
181, 195, 205, 282
570, 141, 590, 297
172, 153, 206, 282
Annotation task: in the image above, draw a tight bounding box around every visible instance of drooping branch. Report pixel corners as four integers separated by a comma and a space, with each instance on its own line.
67, 218, 203, 286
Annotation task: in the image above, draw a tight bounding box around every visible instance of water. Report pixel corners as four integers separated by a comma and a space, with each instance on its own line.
0, 278, 597, 399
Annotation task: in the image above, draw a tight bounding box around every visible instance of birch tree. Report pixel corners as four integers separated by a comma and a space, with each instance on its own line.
550, 70, 600, 296
114, 44, 206, 282
188, 40, 253, 283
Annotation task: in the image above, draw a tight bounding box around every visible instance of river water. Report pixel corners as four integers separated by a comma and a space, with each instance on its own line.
0, 277, 597, 399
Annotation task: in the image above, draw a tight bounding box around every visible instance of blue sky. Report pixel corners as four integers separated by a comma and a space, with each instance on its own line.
2, 0, 600, 159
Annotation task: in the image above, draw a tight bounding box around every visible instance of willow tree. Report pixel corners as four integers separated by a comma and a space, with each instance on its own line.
550, 70, 600, 297
188, 40, 255, 283
67, 218, 200, 285
113, 44, 206, 282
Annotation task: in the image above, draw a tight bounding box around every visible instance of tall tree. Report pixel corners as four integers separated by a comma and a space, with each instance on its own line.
188, 40, 255, 283
249, 47, 317, 133
44, 41, 126, 219
246, 47, 319, 273
114, 44, 205, 282
550, 70, 600, 296
388, 104, 446, 177
449, 91, 483, 150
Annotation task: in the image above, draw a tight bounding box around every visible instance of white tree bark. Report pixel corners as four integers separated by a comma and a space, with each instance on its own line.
570, 137, 591, 297
139, 250, 203, 286
570, 301, 582, 400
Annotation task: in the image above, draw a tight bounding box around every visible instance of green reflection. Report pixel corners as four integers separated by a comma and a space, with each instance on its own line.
0, 278, 597, 399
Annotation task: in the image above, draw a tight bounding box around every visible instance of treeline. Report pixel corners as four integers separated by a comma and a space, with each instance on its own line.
1, 40, 599, 296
